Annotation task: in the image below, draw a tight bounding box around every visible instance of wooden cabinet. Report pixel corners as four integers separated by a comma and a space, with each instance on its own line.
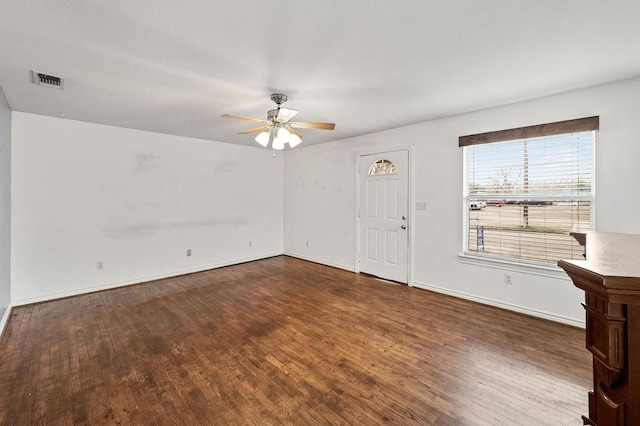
559, 231, 640, 426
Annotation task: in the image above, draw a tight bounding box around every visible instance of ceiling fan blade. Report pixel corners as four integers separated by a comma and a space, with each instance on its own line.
238, 126, 269, 135
291, 121, 336, 131
277, 107, 298, 122
288, 127, 304, 139
221, 114, 266, 124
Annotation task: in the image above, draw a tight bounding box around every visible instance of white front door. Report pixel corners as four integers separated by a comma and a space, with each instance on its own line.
359, 150, 409, 283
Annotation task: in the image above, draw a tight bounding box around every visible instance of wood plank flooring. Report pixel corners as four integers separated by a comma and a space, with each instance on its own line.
0, 256, 591, 425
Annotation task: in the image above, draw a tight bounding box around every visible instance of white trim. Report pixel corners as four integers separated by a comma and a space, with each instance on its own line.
458, 253, 572, 280
407, 146, 415, 287
591, 131, 597, 228
12, 252, 282, 306
0, 304, 12, 339
355, 147, 413, 284
412, 280, 585, 328
356, 145, 415, 158
284, 252, 355, 272
355, 154, 361, 273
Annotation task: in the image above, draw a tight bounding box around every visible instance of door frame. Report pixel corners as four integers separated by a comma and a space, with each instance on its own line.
355, 146, 414, 286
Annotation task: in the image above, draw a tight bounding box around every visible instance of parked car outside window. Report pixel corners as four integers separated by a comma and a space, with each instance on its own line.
469, 201, 486, 210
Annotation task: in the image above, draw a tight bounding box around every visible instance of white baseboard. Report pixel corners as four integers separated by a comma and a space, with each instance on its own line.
412, 280, 585, 328
12, 252, 283, 306
0, 304, 12, 340
284, 252, 355, 272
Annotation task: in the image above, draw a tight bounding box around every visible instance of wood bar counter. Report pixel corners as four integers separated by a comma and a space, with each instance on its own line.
559, 231, 640, 425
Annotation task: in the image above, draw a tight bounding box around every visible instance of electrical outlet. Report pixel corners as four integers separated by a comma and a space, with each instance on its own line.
186, 249, 192, 257
306, 240, 309, 247
248, 241, 252, 247
97, 261, 104, 270
504, 273, 513, 285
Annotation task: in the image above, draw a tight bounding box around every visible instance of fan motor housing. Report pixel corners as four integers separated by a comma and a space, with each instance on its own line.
270, 93, 287, 105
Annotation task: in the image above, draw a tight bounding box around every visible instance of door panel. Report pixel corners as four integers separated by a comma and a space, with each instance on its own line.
367, 228, 379, 261
359, 150, 409, 283
385, 180, 398, 219
385, 230, 398, 265
366, 181, 379, 218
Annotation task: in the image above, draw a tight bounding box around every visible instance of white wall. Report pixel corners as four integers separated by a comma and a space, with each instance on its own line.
11, 113, 284, 304
284, 77, 640, 327
9, 78, 640, 323
0, 88, 11, 331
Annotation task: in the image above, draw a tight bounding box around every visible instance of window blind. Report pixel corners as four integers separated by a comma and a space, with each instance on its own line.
463, 131, 594, 265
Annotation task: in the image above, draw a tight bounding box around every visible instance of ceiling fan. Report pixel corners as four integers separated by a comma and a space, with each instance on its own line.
221, 94, 335, 150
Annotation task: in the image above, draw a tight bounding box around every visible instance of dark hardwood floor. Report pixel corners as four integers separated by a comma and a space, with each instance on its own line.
0, 256, 590, 425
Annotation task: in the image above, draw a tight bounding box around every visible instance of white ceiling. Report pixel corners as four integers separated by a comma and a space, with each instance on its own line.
1, 1, 640, 147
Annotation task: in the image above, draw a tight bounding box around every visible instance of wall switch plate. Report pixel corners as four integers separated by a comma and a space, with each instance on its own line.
505, 273, 513, 285
416, 201, 427, 210
186, 249, 192, 257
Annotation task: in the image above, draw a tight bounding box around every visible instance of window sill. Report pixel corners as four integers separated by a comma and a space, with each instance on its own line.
458, 253, 572, 280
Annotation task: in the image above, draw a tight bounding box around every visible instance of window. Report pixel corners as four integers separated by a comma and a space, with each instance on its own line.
368, 159, 397, 175
459, 116, 598, 265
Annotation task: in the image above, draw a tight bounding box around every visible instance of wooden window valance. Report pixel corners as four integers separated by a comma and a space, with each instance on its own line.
458, 116, 599, 147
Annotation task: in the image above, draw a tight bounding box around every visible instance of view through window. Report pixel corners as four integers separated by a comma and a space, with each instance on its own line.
460, 118, 597, 265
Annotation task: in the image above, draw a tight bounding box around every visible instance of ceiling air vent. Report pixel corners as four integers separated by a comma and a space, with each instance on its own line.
32, 71, 64, 89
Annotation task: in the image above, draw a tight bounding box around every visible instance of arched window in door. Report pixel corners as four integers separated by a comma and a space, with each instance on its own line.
368, 159, 397, 175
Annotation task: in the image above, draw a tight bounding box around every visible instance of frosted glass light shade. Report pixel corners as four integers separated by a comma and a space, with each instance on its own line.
272, 137, 285, 150
255, 131, 270, 147
277, 127, 291, 139
288, 132, 302, 148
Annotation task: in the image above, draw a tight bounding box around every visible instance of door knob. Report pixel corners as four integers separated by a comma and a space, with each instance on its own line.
401, 225, 406, 230
402, 215, 406, 220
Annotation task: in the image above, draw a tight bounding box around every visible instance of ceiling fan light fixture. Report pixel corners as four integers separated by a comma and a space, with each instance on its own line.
255, 130, 270, 147
222, 93, 335, 150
